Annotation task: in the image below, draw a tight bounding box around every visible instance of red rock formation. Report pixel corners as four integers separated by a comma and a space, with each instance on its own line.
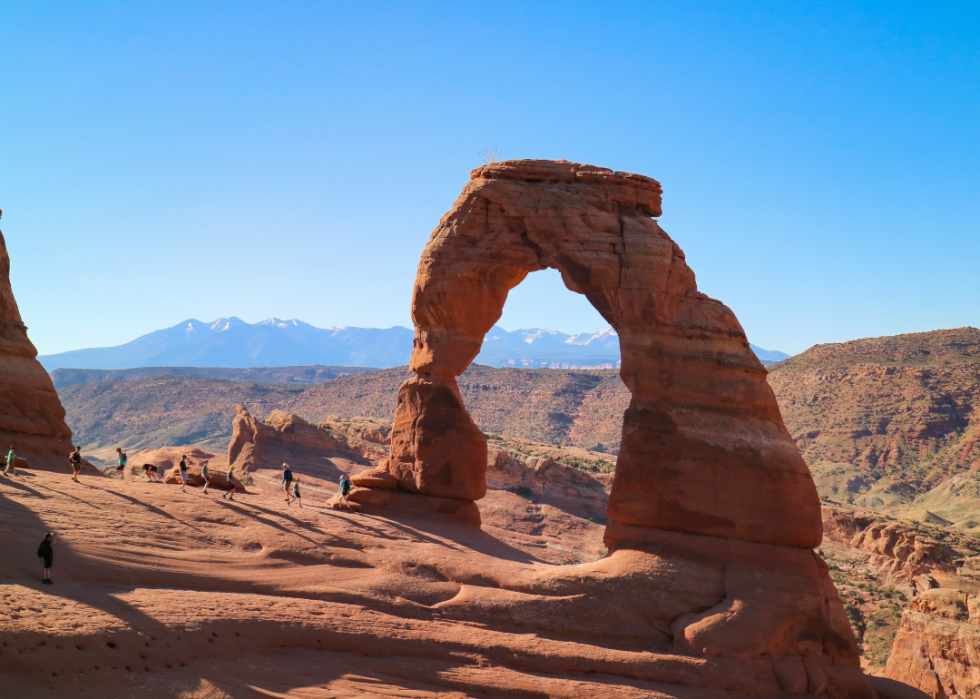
886, 603, 980, 697
0, 214, 75, 471
348, 161, 886, 694
383, 160, 820, 549
822, 507, 957, 581
228, 406, 385, 483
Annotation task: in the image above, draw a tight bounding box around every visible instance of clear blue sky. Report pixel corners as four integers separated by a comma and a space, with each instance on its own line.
2, 1, 978, 356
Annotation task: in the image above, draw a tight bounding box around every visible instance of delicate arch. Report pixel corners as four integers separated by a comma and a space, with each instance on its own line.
384, 160, 821, 549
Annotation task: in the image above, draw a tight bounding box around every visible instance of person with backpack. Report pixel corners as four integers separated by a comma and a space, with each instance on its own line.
178, 455, 189, 493
4, 445, 16, 476
281, 463, 294, 503
223, 465, 237, 501
69, 446, 82, 483
115, 447, 127, 479
201, 459, 211, 495
338, 473, 352, 511
37, 533, 55, 584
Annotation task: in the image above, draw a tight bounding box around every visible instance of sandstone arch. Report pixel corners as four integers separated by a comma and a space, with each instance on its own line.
384, 160, 821, 549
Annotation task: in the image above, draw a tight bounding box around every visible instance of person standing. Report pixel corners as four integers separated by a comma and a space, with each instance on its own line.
115, 448, 127, 479
201, 459, 211, 495
69, 446, 82, 483
281, 463, 294, 503
338, 473, 352, 511
37, 533, 55, 584
178, 455, 189, 493
4, 445, 16, 476
223, 465, 236, 501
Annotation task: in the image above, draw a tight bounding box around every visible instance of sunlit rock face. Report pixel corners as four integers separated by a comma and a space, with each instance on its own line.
0, 215, 74, 470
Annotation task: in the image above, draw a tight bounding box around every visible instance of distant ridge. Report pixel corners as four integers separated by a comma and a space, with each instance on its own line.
38, 317, 789, 370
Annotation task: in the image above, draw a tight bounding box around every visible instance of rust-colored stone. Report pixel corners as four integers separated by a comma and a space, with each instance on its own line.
0, 214, 74, 471
383, 160, 820, 549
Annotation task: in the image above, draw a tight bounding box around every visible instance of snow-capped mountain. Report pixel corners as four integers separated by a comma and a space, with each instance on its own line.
38, 319, 789, 370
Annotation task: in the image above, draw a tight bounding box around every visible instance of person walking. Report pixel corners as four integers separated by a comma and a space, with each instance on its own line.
4, 445, 16, 476
338, 473, 352, 511
201, 459, 211, 495
281, 463, 294, 503
288, 477, 302, 508
115, 448, 128, 479
223, 465, 236, 500
37, 533, 55, 584
69, 446, 82, 483
178, 455, 189, 493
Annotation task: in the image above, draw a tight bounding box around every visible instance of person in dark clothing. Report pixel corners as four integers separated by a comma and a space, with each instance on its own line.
281, 463, 294, 502
179, 455, 189, 493
223, 465, 236, 500
69, 446, 82, 483
38, 533, 54, 584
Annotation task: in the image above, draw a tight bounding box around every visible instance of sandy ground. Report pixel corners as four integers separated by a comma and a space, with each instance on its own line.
0, 467, 755, 698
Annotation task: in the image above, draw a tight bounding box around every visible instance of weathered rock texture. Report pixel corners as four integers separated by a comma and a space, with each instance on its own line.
354, 161, 881, 693
384, 160, 821, 549
0, 218, 74, 470
228, 405, 386, 482
886, 604, 980, 697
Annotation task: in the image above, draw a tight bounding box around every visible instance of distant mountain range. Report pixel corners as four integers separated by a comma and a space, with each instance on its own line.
38, 317, 790, 370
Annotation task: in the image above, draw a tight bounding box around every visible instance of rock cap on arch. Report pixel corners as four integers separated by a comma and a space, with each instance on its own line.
469, 159, 663, 217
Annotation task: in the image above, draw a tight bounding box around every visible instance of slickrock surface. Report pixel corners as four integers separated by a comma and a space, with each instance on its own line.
0, 468, 882, 698
0, 220, 75, 471
383, 159, 821, 549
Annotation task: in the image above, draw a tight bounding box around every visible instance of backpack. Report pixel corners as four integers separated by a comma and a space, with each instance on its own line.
37, 542, 45, 558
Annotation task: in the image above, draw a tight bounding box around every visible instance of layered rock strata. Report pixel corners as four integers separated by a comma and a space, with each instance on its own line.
352, 161, 883, 694
0, 214, 74, 470
381, 159, 820, 548
227, 406, 385, 483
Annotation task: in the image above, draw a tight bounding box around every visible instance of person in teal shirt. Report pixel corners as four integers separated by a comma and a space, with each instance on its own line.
115, 447, 127, 479
3, 446, 15, 476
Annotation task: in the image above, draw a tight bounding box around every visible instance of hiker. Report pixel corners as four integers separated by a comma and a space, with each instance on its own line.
37, 533, 54, 585
115, 447, 127, 479
143, 464, 160, 482
223, 465, 236, 500
69, 446, 82, 483
4, 445, 15, 476
288, 477, 302, 508
338, 473, 352, 511
201, 459, 211, 495
178, 455, 189, 493
281, 463, 294, 502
